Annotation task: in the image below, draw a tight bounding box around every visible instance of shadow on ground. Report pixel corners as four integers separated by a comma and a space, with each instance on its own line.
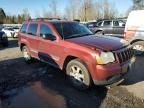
0, 58, 107, 108
122, 56, 144, 85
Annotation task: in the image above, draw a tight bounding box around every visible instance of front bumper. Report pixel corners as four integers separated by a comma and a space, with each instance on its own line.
93, 57, 135, 85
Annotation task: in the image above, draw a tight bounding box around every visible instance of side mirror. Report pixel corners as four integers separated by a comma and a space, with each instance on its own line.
42, 34, 56, 41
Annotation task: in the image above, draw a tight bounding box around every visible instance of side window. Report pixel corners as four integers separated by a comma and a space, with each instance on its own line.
27, 24, 38, 36
40, 24, 53, 37
97, 21, 102, 26
113, 21, 119, 26
20, 24, 28, 33
103, 21, 112, 26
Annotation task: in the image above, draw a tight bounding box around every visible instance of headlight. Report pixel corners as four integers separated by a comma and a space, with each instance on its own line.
96, 52, 115, 64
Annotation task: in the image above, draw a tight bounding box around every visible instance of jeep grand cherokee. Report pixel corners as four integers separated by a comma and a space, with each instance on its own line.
18, 18, 134, 90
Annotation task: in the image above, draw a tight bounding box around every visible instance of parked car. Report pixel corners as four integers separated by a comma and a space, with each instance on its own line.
2, 27, 16, 38
90, 19, 125, 38
124, 10, 144, 55
18, 18, 134, 90
0, 31, 8, 47
12, 27, 20, 37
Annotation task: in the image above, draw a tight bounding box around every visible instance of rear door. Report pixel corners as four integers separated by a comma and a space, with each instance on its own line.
113, 20, 125, 37
26, 22, 39, 57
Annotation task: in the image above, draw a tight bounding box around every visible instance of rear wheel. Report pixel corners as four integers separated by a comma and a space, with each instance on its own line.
132, 41, 144, 56
22, 46, 32, 63
66, 59, 91, 90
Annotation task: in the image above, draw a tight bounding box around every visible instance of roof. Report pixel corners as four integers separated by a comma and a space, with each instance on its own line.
23, 18, 77, 24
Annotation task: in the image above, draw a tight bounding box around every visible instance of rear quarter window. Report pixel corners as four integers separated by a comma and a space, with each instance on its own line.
20, 24, 28, 33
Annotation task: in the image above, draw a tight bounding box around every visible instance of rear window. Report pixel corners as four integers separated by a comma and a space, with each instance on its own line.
113, 21, 119, 26
27, 24, 38, 36
20, 24, 28, 33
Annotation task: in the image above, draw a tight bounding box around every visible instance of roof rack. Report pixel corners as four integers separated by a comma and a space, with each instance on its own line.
28, 18, 61, 21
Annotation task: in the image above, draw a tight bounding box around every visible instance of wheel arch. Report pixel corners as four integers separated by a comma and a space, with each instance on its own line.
63, 56, 90, 73
130, 39, 144, 44
95, 30, 104, 35
20, 43, 26, 51
62, 55, 93, 82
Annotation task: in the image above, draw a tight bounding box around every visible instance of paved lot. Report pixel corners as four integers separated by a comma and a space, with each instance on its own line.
0, 38, 144, 108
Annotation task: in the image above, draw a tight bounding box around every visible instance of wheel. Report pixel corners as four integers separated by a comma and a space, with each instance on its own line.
95, 31, 104, 35
66, 59, 91, 90
132, 41, 144, 56
22, 46, 32, 63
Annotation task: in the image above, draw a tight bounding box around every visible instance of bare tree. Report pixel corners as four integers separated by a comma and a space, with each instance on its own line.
22, 8, 31, 20
64, 0, 81, 20
42, 8, 53, 18
0, 8, 6, 24
50, 0, 58, 17
93, 0, 118, 20
35, 10, 41, 18
75, 0, 95, 21
126, 0, 144, 16
132, 0, 144, 10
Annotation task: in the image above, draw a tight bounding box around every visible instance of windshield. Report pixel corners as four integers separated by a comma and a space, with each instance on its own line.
52, 22, 93, 39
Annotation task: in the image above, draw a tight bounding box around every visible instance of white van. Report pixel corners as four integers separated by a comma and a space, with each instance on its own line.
124, 10, 144, 55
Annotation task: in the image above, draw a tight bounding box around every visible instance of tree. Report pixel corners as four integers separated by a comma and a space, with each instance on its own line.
93, 0, 118, 20
22, 8, 31, 20
0, 8, 6, 24
42, 8, 53, 18
50, 0, 58, 17
65, 0, 118, 21
126, 0, 144, 16
64, 0, 81, 20
132, 0, 144, 10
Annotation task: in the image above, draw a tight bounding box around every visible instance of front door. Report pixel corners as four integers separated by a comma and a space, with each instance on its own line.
38, 23, 62, 68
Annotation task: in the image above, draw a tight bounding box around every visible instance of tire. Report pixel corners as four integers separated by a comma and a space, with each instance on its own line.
66, 59, 91, 90
22, 46, 32, 63
132, 41, 144, 56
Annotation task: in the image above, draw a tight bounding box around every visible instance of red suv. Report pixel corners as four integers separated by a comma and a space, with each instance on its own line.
18, 18, 134, 89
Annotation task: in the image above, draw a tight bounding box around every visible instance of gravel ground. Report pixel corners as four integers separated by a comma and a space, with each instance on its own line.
0, 38, 144, 108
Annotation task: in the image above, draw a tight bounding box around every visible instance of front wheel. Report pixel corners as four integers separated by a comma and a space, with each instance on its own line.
132, 41, 144, 56
66, 59, 91, 90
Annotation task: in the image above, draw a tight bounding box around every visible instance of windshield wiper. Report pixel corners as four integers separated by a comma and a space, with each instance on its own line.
66, 33, 94, 39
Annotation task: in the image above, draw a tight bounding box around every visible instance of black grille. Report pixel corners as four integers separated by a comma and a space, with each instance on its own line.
114, 47, 134, 64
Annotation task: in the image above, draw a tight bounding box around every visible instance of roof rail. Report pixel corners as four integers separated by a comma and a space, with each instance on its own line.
29, 18, 61, 21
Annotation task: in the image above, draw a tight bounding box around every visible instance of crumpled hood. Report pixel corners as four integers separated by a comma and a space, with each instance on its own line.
66, 35, 128, 51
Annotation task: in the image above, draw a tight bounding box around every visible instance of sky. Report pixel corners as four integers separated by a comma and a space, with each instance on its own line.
0, 0, 133, 18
